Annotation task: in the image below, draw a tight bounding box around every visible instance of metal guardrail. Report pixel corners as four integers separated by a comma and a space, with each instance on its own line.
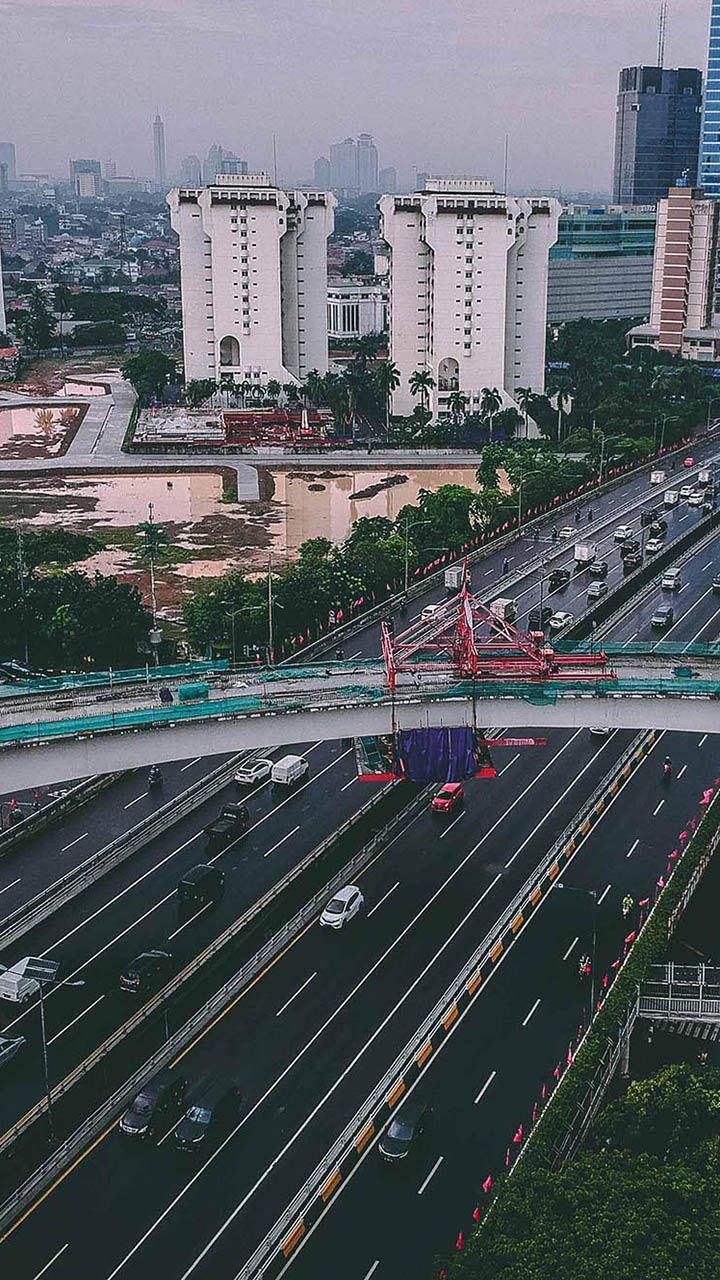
0, 749, 262, 953
236, 728, 658, 1280
0, 782, 431, 1235
0, 772, 123, 861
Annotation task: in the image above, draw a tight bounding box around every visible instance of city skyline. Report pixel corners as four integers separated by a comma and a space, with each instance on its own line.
1, 0, 713, 190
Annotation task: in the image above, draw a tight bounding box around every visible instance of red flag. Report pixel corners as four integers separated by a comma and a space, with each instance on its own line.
624, 930, 637, 946
611, 958, 621, 969
455, 1231, 464, 1251
602, 973, 609, 988
553, 1063, 561, 1079
669, 850, 679, 861
657, 875, 665, 889
505, 1146, 511, 1167
473, 1205, 480, 1222
639, 897, 650, 907
531, 1101, 538, 1124
513, 1124, 523, 1144
483, 1175, 492, 1193
567, 1045, 574, 1067
541, 1083, 547, 1100
386, 583, 392, 591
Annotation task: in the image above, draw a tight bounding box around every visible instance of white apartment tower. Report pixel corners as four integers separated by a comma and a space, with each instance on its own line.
379, 178, 561, 420
168, 174, 336, 386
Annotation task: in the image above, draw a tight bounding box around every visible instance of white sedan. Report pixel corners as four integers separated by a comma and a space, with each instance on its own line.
548, 611, 574, 632
558, 527, 575, 539
234, 758, 274, 786
613, 525, 633, 542
645, 538, 664, 554
320, 885, 365, 929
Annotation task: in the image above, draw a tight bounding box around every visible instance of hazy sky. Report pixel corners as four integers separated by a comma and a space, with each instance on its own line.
1, 0, 712, 191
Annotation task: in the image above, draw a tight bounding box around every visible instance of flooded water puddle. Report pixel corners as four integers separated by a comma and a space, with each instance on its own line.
0, 404, 86, 458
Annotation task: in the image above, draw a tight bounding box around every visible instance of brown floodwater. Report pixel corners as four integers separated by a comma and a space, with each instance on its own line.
0, 405, 86, 458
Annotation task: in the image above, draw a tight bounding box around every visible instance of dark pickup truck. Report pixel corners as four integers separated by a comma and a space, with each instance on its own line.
204, 804, 249, 853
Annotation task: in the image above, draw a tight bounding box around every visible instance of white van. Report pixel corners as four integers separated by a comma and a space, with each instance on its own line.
0, 961, 40, 1005
661, 568, 682, 591
271, 754, 309, 787
664, 490, 679, 508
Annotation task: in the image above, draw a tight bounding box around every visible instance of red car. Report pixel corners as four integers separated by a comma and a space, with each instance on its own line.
683, 456, 694, 468
430, 782, 464, 814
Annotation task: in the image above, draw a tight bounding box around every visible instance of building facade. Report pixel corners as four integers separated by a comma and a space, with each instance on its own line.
701, 1, 720, 196
613, 66, 702, 206
314, 156, 331, 189
548, 205, 656, 321
327, 279, 387, 339
628, 184, 720, 360
180, 155, 202, 187
379, 177, 560, 419
70, 159, 102, 200
168, 173, 336, 386
356, 134, 379, 192
0, 143, 17, 185
379, 166, 397, 194
153, 113, 166, 188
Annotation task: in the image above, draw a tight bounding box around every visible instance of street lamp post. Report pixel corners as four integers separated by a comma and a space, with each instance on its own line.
557, 884, 598, 1022
707, 397, 720, 430
402, 518, 430, 596
22, 958, 86, 1146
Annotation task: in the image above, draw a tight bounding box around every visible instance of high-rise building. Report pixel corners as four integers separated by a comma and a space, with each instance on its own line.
180, 155, 202, 187
153, 112, 167, 188
628, 182, 720, 360
314, 156, 331, 189
548, 205, 656, 322
613, 66, 702, 206
168, 173, 336, 386
379, 166, 397, 194
356, 134, 379, 192
103, 159, 117, 180
0, 144, 17, 185
69, 159, 103, 199
700, 1, 720, 196
379, 177, 560, 421
329, 138, 357, 192
203, 145, 248, 184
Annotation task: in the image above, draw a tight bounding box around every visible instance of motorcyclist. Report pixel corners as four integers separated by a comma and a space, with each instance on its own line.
552, 527, 559, 542
533, 529, 540, 543
662, 755, 672, 780
578, 955, 592, 978
148, 765, 163, 788
502, 557, 510, 575
622, 894, 634, 919
587, 508, 593, 522
335, 645, 344, 660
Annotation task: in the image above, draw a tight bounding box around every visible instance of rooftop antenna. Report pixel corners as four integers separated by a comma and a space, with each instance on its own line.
272, 133, 278, 185
503, 133, 509, 194
657, 0, 667, 68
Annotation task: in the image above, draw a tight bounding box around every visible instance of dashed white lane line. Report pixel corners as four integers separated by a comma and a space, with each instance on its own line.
504, 730, 606, 869
60, 833, 88, 852
498, 752, 521, 775
418, 1156, 444, 1196
678, 764, 687, 779
275, 972, 317, 1018
180, 758, 202, 772
0, 876, 22, 897
367, 882, 401, 918
598, 882, 612, 906
167, 902, 212, 941
699, 734, 708, 747
522, 998, 541, 1027
47, 995, 106, 1047
702, 561, 714, 571
362, 1262, 380, 1280
562, 936, 580, 962
653, 799, 665, 817
32, 1244, 69, 1280
124, 792, 148, 810
263, 825, 300, 858
439, 810, 465, 840
626, 839, 639, 859
340, 776, 357, 792
474, 1070, 497, 1104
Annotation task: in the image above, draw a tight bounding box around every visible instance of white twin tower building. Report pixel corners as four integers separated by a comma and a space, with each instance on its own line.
168, 173, 560, 423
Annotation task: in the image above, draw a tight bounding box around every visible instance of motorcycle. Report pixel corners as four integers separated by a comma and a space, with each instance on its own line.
148, 766, 164, 790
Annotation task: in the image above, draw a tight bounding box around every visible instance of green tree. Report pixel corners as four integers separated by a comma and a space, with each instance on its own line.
373, 360, 401, 436
515, 386, 534, 439
409, 368, 435, 413
54, 283, 72, 359
121, 351, 176, 406
17, 288, 56, 353
480, 386, 502, 439
266, 379, 281, 402
447, 390, 468, 425
185, 379, 216, 408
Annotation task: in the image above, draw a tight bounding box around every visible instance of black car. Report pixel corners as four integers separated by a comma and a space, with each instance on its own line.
174, 1083, 241, 1152
527, 605, 553, 630
119, 949, 172, 995
623, 552, 643, 573
587, 560, 609, 579
378, 1100, 432, 1164
119, 1071, 187, 1139
713, 576, 720, 595
620, 539, 641, 558
648, 519, 667, 537
651, 604, 675, 629
177, 864, 225, 911
640, 508, 658, 527
548, 569, 571, 591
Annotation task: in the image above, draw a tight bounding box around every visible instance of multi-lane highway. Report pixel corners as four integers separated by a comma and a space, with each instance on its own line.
1, 438, 720, 1279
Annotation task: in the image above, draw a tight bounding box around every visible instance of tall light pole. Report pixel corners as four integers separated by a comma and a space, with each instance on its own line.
22, 957, 85, 1146
706, 397, 720, 430
402, 518, 430, 596
557, 884, 598, 1022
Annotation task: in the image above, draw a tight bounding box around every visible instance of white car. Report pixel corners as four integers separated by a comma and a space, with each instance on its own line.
688, 491, 704, 506
679, 485, 694, 500
558, 526, 575, 539
234, 758, 273, 786
548, 611, 574, 632
320, 884, 365, 929
614, 525, 633, 542
645, 538, 664, 554
421, 604, 442, 623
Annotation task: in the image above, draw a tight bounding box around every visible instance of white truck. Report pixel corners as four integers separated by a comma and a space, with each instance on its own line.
699, 467, 715, 488
271, 754, 309, 787
489, 597, 517, 623
574, 542, 597, 567
444, 565, 465, 593
664, 489, 679, 508
650, 470, 666, 486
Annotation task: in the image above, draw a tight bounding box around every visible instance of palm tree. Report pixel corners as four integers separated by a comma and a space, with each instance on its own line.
447, 390, 468, 426
240, 379, 252, 407
374, 360, 401, 437
554, 385, 572, 442
409, 369, 435, 414
266, 379, 281, 404
303, 369, 324, 407
515, 386, 533, 439
480, 386, 502, 440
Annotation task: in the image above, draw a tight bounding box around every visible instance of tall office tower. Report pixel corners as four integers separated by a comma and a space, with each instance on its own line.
0, 164, 7, 195
103, 159, 117, 180
628, 182, 720, 359
379, 177, 560, 420
701, 1, 720, 196
180, 154, 202, 187
329, 138, 357, 191
356, 134, 379, 192
69, 159, 103, 199
314, 156, 331, 189
0, 144, 17, 185
379, 166, 397, 194
153, 112, 167, 188
203, 144, 247, 183
0, 246, 6, 335
613, 66, 702, 205
167, 174, 336, 386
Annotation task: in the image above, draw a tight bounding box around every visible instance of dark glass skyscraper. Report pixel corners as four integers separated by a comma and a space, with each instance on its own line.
613, 66, 702, 205
700, 1, 720, 197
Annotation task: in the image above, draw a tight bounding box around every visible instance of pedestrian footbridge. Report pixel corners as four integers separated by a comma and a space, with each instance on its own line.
1, 643, 720, 789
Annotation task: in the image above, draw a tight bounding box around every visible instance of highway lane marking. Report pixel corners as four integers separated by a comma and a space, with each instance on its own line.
682, 601, 720, 649
417, 1156, 444, 1196
678, 511, 689, 520
0, 876, 22, 897
348, 651, 363, 660
275, 972, 317, 1018
621, 633, 637, 647
47, 995, 106, 1046
562, 936, 579, 961
522, 998, 541, 1027
340, 776, 357, 792
264, 826, 301, 859
626, 839, 639, 859
702, 561, 714, 571
366, 882, 400, 918
597, 883, 612, 906
498, 753, 520, 776
654, 585, 714, 648
474, 1070, 497, 1104
32, 1243, 69, 1278
678, 765, 687, 779
699, 735, 708, 747
60, 833, 88, 853
439, 811, 465, 840
362, 1263, 380, 1280
180, 758, 203, 772
653, 799, 665, 817
504, 731, 613, 869
123, 792, 148, 810
167, 903, 213, 941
